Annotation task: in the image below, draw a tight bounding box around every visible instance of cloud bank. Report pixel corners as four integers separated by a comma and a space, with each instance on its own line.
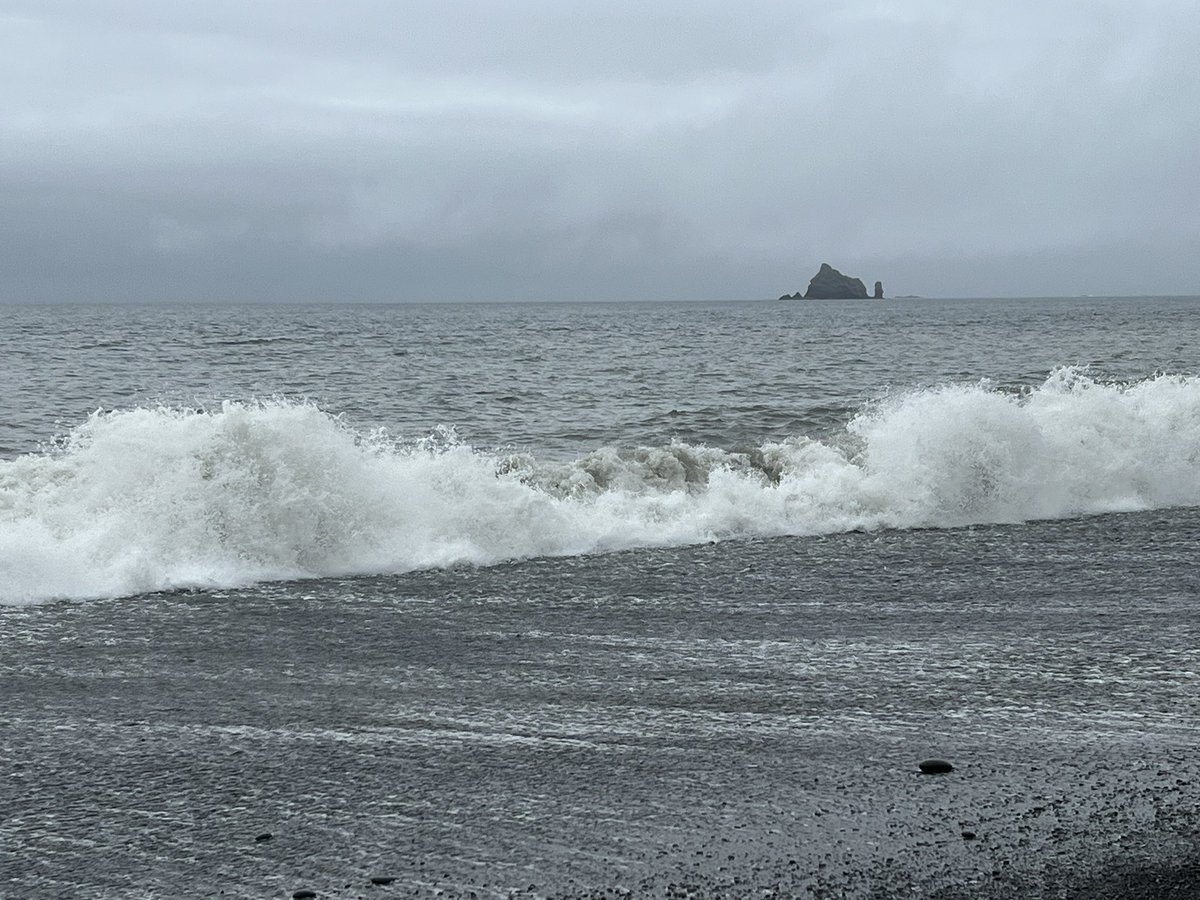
2, 0, 1198, 301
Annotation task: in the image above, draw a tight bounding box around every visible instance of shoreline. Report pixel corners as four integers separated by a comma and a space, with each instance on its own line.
4, 512, 1199, 898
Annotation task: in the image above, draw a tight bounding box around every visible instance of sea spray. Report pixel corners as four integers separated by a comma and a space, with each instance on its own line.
3, 369, 1200, 605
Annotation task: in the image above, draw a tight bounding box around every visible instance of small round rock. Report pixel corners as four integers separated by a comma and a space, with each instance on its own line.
918, 759, 955, 774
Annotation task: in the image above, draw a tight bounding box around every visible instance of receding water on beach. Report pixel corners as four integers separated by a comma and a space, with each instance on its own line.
3, 296, 1200, 898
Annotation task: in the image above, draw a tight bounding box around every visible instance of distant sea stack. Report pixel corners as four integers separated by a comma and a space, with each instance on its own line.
778, 263, 882, 300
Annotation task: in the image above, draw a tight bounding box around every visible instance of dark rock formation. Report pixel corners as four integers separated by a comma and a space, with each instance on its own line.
874, 281, 884, 299
918, 759, 955, 774
804, 263, 869, 299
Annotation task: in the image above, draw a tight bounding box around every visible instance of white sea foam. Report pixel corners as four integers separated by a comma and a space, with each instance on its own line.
3, 368, 1200, 604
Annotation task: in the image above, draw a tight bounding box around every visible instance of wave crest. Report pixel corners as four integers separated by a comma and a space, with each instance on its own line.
4, 369, 1199, 604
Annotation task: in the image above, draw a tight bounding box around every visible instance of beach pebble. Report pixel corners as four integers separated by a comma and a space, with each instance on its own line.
918, 759, 955, 774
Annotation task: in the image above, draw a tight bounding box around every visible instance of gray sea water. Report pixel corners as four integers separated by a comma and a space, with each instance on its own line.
5, 296, 1200, 461
2, 296, 1200, 898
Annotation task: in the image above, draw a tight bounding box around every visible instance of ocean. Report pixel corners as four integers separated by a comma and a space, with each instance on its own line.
2, 296, 1200, 898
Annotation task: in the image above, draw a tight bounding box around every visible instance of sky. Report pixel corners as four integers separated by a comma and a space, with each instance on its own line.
2, 0, 1198, 302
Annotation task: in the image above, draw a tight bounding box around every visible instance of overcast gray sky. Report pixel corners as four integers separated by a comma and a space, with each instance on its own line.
2, 0, 1198, 302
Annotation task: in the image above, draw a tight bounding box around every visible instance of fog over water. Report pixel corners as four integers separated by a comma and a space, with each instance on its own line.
2, 1, 1199, 302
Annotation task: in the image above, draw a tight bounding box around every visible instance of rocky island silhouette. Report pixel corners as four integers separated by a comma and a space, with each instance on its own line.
780, 263, 883, 299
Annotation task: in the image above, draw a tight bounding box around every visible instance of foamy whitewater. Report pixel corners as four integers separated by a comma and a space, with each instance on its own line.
4, 365, 1200, 605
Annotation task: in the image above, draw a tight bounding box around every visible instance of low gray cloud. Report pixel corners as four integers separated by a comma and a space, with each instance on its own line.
2, 0, 1198, 301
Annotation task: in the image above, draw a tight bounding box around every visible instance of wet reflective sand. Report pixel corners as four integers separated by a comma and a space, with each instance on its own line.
3, 509, 1199, 898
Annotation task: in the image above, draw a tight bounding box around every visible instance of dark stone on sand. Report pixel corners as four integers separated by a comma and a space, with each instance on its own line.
293, 891, 317, 900
874, 280, 884, 299
804, 263, 869, 299
918, 759, 955, 774
254, 832, 272, 842
370, 876, 397, 885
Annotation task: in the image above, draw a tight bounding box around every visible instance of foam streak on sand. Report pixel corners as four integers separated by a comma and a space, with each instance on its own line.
3, 368, 1199, 604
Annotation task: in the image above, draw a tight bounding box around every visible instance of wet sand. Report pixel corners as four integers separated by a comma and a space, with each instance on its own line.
3, 511, 1199, 898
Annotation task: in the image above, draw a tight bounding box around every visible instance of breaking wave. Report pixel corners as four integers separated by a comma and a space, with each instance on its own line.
4, 368, 1200, 604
